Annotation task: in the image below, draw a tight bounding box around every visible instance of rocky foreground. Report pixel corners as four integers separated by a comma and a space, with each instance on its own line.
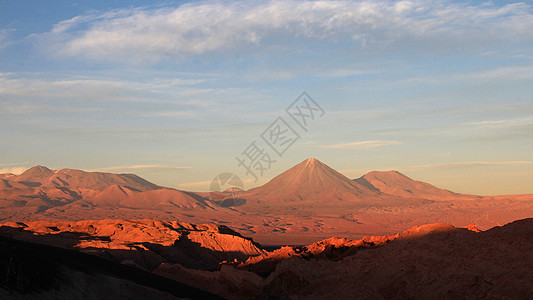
0, 218, 532, 299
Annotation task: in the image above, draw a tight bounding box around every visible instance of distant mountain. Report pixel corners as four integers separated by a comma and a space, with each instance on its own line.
0, 166, 210, 210
354, 170, 476, 200
233, 159, 483, 211
0, 161, 478, 210
13, 165, 55, 185
14, 166, 160, 191
240, 158, 385, 206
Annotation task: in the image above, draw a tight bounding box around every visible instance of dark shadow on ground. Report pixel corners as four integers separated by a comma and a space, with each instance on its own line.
0, 234, 222, 299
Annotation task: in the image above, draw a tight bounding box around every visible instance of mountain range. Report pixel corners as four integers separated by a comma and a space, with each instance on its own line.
238, 158, 476, 210
0, 165, 212, 211
1, 159, 531, 245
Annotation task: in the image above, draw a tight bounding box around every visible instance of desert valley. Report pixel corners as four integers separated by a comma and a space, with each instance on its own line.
0, 159, 532, 298
1, 159, 532, 244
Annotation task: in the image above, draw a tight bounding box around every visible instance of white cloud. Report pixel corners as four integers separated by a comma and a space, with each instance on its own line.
34, 0, 533, 63
0, 167, 27, 175
322, 140, 401, 149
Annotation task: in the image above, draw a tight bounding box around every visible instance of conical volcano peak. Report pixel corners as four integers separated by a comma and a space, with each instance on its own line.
305, 158, 318, 164
263, 158, 346, 186
241, 158, 382, 204
300, 158, 327, 168
291, 158, 339, 177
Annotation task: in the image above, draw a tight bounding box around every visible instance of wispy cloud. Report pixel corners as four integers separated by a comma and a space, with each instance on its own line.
0, 29, 15, 49
177, 178, 256, 190
458, 65, 533, 83
176, 180, 213, 189
322, 140, 401, 149
0, 76, 147, 102
468, 117, 533, 130
396, 64, 533, 87
460, 116, 533, 142
0, 73, 240, 118
90, 165, 192, 173
0, 74, 206, 101
34, 1, 533, 63
402, 161, 533, 171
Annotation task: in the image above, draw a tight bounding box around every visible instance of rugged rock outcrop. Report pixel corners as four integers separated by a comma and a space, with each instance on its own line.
1, 218, 532, 299
0, 219, 264, 271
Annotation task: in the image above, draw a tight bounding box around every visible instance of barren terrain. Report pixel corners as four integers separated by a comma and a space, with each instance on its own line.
1, 159, 531, 245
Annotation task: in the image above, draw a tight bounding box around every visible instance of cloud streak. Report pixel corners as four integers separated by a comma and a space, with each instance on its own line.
0, 73, 240, 118
322, 140, 401, 149
0, 74, 206, 101
91, 165, 192, 173
177, 178, 256, 190
35, 0, 533, 63
403, 161, 533, 171
468, 117, 533, 130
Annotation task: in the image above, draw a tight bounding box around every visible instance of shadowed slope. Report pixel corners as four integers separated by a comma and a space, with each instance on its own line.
244, 218, 533, 299
0, 234, 221, 299
0, 219, 265, 271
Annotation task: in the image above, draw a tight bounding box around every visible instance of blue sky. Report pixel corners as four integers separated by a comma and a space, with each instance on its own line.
1, 0, 532, 195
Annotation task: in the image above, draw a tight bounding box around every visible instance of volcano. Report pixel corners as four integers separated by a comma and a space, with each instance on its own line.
240, 158, 385, 206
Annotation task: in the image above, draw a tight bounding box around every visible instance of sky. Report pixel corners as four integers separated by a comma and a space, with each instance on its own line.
0, 0, 532, 195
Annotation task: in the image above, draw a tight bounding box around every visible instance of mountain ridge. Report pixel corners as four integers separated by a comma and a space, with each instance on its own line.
353, 170, 477, 200
0, 160, 488, 207
0, 165, 210, 211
